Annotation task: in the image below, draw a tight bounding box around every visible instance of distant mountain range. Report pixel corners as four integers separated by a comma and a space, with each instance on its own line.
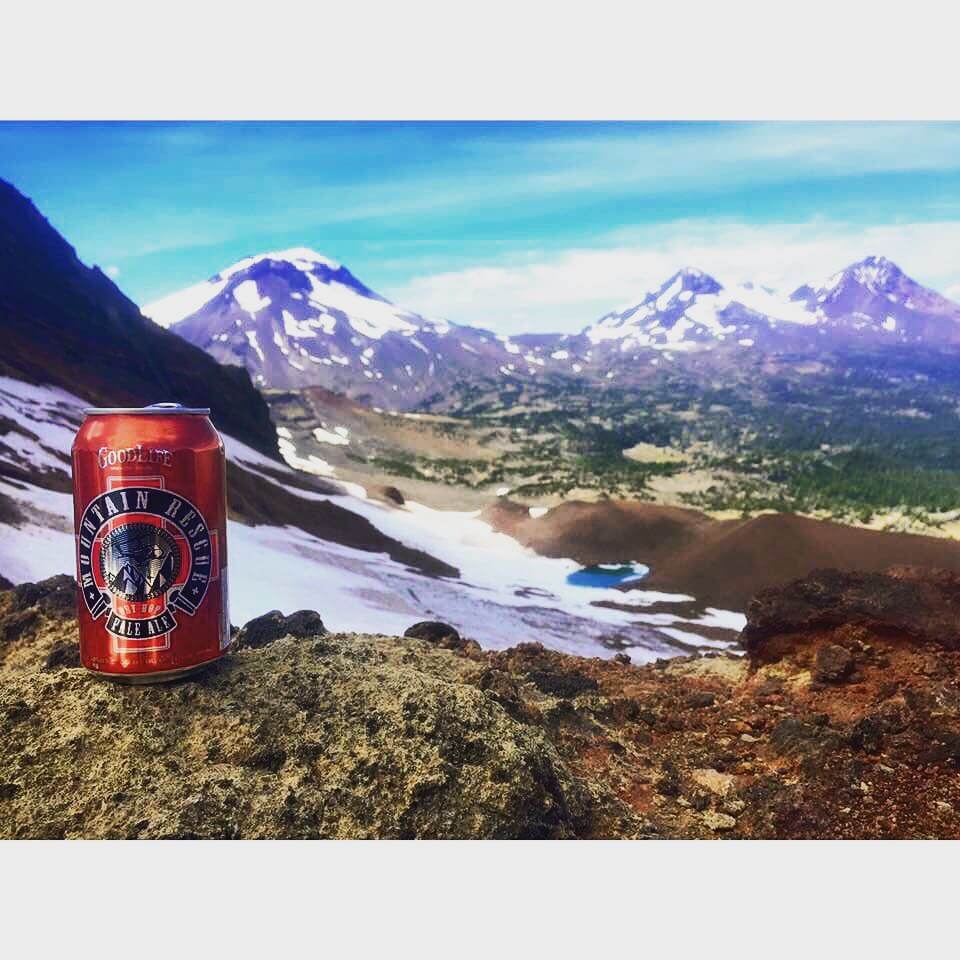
146, 248, 960, 408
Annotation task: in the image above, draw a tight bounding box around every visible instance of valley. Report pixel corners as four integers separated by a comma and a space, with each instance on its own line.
267, 343, 960, 537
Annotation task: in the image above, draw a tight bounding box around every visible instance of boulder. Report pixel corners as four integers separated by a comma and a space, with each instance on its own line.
235, 609, 327, 649
403, 621, 478, 654
375, 485, 405, 506
0, 631, 587, 839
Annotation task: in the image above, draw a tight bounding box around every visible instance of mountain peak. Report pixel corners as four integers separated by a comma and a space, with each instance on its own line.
144, 247, 524, 406
804, 255, 908, 301
788, 254, 960, 341
216, 247, 341, 281
666, 267, 723, 294
841, 255, 904, 290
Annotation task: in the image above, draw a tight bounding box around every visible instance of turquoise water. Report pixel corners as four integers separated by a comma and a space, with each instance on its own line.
566, 562, 650, 588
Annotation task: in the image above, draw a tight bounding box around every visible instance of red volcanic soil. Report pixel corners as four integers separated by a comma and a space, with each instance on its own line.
483, 499, 711, 567
484, 500, 960, 609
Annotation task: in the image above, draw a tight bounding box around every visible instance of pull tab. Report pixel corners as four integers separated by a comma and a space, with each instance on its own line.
146, 402, 185, 410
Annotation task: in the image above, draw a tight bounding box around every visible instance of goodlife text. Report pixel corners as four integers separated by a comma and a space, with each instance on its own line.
98, 445, 173, 468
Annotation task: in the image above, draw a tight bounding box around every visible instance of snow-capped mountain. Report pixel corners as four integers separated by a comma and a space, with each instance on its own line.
581, 258, 960, 354
585, 267, 815, 353
790, 255, 960, 344
144, 249, 543, 407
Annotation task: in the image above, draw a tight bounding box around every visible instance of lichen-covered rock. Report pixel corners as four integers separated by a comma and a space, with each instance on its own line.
0, 575, 79, 672
0, 626, 587, 839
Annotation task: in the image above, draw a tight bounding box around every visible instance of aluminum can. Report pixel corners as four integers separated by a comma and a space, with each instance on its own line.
71, 403, 230, 681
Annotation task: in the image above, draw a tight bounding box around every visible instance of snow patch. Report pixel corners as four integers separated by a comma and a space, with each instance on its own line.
313, 426, 350, 446
244, 330, 264, 362
233, 280, 271, 314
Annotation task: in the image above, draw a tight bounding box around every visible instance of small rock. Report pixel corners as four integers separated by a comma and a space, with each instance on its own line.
403, 621, 480, 655
814, 644, 854, 683
691, 768, 735, 797
689, 790, 711, 812
656, 768, 681, 797
935, 800, 954, 813
525, 669, 599, 699
686, 691, 716, 709
850, 715, 884, 753
376, 485, 405, 506
237, 609, 327, 649
702, 810, 737, 832
283, 610, 328, 638
404, 621, 462, 645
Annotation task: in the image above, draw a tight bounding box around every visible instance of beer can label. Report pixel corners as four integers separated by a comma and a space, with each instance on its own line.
76, 485, 215, 653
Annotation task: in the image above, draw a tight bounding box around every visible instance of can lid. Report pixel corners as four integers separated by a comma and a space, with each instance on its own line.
82, 402, 212, 416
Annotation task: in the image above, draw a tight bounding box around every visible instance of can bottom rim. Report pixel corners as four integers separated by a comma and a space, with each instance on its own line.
84, 648, 231, 684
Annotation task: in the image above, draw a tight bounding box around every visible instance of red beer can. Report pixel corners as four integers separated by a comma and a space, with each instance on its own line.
71, 403, 231, 682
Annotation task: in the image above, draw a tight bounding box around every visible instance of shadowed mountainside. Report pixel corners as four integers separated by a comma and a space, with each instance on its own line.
0, 178, 278, 460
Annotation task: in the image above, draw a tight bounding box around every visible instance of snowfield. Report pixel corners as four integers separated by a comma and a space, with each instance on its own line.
0, 377, 744, 662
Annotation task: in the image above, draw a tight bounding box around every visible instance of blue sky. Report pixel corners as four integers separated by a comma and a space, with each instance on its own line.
2, 121, 960, 332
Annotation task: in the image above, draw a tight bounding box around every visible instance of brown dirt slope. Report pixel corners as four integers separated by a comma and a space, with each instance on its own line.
486, 500, 960, 609
483, 499, 711, 567
648, 512, 960, 609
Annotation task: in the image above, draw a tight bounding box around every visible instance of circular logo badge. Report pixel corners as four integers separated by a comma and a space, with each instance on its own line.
99, 522, 182, 603
77, 485, 214, 644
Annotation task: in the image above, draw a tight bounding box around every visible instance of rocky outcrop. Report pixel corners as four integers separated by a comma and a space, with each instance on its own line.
0, 579, 585, 839
2, 568, 960, 839
743, 566, 960, 652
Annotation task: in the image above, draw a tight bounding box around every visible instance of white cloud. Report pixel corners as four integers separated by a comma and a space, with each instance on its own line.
387, 220, 960, 334
105, 264, 120, 278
